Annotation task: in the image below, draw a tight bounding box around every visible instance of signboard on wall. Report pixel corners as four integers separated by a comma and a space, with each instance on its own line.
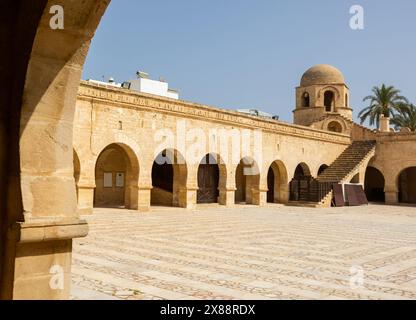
104, 172, 112, 188
116, 172, 125, 188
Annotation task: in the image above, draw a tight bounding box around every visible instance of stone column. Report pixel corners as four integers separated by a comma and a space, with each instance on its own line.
385, 188, 399, 204
252, 188, 268, 206
5, 0, 110, 300
219, 187, 236, 206
77, 184, 95, 216
137, 185, 152, 212
178, 187, 198, 209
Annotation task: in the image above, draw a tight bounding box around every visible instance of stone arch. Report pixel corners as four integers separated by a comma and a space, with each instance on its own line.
197, 154, 227, 204
327, 121, 343, 133
294, 162, 311, 179
94, 143, 140, 209
364, 167, 385, 203
151, 149, 188, 208
1, 0, 111, 299
324, 91, 335, 112
317, 164, 329, 176
235, 157, 260, 205
398, 167, 416, 204
266, 160, 289, 204
289, 163, 313, 201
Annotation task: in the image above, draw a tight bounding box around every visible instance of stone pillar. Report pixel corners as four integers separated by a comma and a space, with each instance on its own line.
252, 188, 268, 206
137, 186, 152, 212
178, 187, 198, 209
219, 187, 236, 207
385, 188, 399, 204
380, 115, 391, 133
77, 184, 95, 216
5, 0, 110, 300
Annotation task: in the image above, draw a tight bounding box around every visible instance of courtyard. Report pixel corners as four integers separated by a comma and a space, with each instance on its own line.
71, 204, 416, 300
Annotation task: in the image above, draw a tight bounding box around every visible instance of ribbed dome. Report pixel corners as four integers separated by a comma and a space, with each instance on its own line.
300, 64, 345, 87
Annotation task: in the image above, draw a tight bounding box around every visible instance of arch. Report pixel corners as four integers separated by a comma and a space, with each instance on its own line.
324, 91, 335, 112
235, 157, 260, 204
294, 163, 312, 179
94, 143, 140, 209
364, 167, 385, 203
290, 163, 312, 201
398, 167, 416, 204
302, 92, 310, 108
197, 154, 227, 204
318, 164, 329, 176
267, 160, 289, 203
327, 121, 343, 133
1, 0, 111, 300
151, 149, 188, 207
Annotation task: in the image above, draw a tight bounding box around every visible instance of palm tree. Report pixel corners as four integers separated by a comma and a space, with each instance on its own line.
359, 84, 408, 128
391, 104, 416, 132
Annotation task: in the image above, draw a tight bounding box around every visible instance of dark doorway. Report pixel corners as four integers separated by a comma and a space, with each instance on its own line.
267, 167, 274, 203
289, 163, 312, 202
151, 151, 174, 206
197, 154, 220, 204
364, 167, 385, 203
399, 167, 416, 204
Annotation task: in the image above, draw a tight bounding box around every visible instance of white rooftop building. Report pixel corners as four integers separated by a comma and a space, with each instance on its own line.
124, 71, 179, 100
87, 71, 179, 100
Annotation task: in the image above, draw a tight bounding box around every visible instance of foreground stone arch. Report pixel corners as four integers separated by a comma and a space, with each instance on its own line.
0, 0, 111, 300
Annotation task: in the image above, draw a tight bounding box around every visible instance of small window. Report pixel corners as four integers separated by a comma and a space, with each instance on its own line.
328, 121, 343, 133
345, 94, 348, 107
302, 92, 310, 107
324, 91, 335, 112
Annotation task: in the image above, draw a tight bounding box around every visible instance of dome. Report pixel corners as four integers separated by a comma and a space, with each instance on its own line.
300, 64, 345, 87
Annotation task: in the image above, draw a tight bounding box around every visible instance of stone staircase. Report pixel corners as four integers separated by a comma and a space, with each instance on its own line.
289, 140, 376, 207
317, 140, 376, 183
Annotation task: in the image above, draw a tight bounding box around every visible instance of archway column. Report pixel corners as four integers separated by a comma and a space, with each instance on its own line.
252, 187, 268, 206
177, 165, 198, 209
5, 0, 110, 300
77, 183, 96, 215
219, 166, 236, 207
385, 188, 399, 204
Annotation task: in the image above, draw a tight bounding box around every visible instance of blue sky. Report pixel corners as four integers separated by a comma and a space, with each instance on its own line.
83, 0, 416, 124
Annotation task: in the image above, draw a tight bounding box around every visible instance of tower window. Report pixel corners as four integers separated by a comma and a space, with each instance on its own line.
324, 91, 335, 112
345, 94, 348, 107
302, 92, 310, 107
328, 121, 343, 133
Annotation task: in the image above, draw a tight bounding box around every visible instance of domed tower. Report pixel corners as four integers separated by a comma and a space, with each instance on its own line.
293, 64, 353, 126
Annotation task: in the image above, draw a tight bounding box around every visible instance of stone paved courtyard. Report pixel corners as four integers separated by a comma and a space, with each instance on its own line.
71, 204, 416, 300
